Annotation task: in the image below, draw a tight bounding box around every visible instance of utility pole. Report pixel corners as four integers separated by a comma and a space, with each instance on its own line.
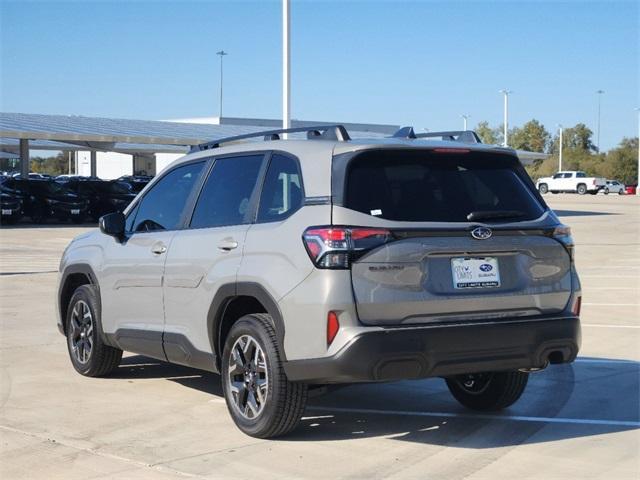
461, 114, 470, 131
216, 50, 228, 119
557, 124, 563, 172
499, 89, 512, 147
282, 0, 291, 138
596, 89, 604, 152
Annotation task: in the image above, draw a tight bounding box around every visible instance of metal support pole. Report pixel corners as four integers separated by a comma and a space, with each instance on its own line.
596, 90, 604, 152
282, 0, 291, 138
90, 151, 97, 178
558, 125, 563, 172
461, 114, 470, 131
19, 139, 29, 177
499, 89, 512, 147
216, 50, 228, 119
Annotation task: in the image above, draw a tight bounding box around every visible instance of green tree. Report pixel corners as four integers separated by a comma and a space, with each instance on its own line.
508, 119, 550, 153
603, 137, 638, 185
475, 121, 499, 145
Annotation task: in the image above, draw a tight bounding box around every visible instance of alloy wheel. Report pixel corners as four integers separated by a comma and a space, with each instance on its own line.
69, 300, 93, 364
227, 335, 269, 419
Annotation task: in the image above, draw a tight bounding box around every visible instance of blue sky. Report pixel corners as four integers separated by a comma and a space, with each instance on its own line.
1, 0, 638, 151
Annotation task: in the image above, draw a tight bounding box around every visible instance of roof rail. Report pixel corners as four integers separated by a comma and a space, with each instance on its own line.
191, 124, 350, 152
391, 127, 482, 144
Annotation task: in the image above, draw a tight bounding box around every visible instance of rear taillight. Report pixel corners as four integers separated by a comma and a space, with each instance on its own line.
553, 225, 575, 261
303, 226, 392, 269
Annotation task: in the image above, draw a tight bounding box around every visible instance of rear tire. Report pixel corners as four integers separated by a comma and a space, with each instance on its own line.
445, 370, 528, 411
619, 189, 625, 195
221, 313, 307, 438
538, 183, 548, 194
65, 285, 122, 377
604, 188, 609, 195
577, 184, 587, 195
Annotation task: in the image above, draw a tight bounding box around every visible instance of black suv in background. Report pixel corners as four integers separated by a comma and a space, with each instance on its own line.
1, 190, 23, 224
0, 178, 89, 223
62, 179, 136, 221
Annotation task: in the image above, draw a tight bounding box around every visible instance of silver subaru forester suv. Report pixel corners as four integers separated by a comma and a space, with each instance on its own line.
57, 125, 581, 438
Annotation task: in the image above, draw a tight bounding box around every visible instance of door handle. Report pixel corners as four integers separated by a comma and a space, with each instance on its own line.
217, 239, 239, 252
151, 242, 167, 255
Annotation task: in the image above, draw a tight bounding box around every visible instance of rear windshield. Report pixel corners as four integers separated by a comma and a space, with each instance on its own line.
343, 150, 544, 223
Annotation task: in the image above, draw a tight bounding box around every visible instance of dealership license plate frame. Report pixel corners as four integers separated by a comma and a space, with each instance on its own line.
451, 256, 501, 289
1, 209, 12, 215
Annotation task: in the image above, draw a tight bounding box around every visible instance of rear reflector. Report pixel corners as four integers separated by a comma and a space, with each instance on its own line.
327, 311, 340, 346
572, 296, 582, 316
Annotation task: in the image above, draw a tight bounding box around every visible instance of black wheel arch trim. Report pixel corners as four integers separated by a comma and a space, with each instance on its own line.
208, 282, 287, 368
58, 263, 118, 348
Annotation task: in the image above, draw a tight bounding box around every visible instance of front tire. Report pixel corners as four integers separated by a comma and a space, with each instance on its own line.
538, 183, 548, 194
221, 314, 307, 438
66, 285, 122, 377
445, 371, 528, 411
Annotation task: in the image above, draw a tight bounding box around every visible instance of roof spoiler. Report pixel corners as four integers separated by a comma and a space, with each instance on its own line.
392, 127, 482, 144
191, 125, 350, 152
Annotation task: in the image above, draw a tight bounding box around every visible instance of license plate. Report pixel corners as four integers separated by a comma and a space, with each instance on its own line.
71, 209, 80, 215
1, 209, 12, 215
451, 257, 501, 289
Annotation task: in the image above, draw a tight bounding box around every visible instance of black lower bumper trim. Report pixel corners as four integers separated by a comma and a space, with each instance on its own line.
283, 316, 581, 384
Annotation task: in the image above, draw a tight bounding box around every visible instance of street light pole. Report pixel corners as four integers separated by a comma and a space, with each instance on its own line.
282, 0, 291, 138
557, 124, 563, 172
596, 89, 604, 152
499, 89, 512, 147
461, 114, 470, 131
216, 50, 228, 119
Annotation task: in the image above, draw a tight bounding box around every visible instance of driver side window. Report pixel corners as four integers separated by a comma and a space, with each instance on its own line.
129, 161, 205, 233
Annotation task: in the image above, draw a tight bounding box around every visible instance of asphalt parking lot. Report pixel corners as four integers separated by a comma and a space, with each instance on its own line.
1, 194, 638, 479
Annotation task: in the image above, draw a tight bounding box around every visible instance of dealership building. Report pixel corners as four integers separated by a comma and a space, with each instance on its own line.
0, 112, 548, 179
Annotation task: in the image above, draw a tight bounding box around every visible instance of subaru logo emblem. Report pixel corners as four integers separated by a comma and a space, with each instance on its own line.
471, 227, 492, 240
479, 263, 493, 272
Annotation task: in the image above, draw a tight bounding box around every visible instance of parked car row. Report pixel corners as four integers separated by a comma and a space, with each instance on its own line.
0, 175, 151, 224
536, 171, 633, 195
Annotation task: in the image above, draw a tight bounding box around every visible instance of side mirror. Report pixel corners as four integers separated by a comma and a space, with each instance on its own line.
99, 212, 125, 240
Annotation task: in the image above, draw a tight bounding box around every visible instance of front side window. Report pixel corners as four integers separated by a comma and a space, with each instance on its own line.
131, 161, 205, 232
190, 155, 264, 229
344, 150, 544, 223
256, 154, 303, 223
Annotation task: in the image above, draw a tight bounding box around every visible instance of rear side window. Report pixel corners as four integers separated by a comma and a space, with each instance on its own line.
344, 150, 544, 222
190, 155, 264, 229
256, 154, 303, 223
131, 161, 205, 232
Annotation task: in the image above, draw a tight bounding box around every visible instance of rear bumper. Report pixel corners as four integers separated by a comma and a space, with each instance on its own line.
283, 315, 581, 384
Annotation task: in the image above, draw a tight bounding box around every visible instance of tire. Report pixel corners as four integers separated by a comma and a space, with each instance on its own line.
221, 313, 308, 438
65, 285, 122, 377
618, 189, 625, 195
445, 370, 529, 411
538, 183, 548, 194
604, 188, 609, 195
577, 184, 587, 195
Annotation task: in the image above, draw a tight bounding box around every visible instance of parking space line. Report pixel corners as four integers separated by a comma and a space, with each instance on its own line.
583, 303, 639, 306
581, 324, 640, 329
306, 406, 640, 427
575, 358, 638, 364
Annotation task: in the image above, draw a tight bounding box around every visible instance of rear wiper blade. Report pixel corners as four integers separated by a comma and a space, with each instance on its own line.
466, 210, 526, 221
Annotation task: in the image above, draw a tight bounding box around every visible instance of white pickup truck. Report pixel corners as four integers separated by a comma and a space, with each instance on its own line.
536, 171, 606, 195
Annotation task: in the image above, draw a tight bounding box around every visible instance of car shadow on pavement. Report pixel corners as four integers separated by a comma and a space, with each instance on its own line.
115, 355, 224, 397
112, 356, 639, 448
